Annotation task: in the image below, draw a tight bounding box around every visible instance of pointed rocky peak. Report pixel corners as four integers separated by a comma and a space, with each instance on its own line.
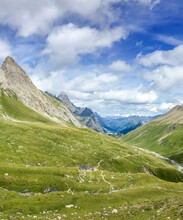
58, 92, 70, 102
2, 56, 19, 71
2, 56, 16, 64
58, 92, 77, 113
58, 92, 73, 107
0, 56, 35, 89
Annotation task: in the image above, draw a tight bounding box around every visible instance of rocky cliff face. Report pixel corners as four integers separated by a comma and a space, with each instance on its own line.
46, 92, 105, 132
0, 57, 81, 127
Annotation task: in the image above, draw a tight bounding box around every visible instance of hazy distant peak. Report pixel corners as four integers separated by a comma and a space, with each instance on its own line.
58, 92, 70, 103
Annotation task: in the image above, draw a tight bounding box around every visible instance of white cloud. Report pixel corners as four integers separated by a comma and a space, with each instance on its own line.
137, 44, 183, 67
109, 60, 131, 72
0, 39, 12, 61
32, 70, 119, 95
97, 89, 157, 104
0, 0, 59, 37
135, 102, 175, 115
156, 35, 183, 46
0, 0, 122, 37
65, 72, 119, 92
32, 70, 66, 95
144, 65, 183, 91
137, 45, 183, 92
43, 24, 127, 67
0, 0, 161, 37
136, 0, 160, 8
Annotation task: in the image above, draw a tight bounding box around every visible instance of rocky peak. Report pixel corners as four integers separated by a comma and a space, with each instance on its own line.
2, 56, 16, 66
58, 92, 77, 113
1, 56, 36, 90
58, 92, 70, 104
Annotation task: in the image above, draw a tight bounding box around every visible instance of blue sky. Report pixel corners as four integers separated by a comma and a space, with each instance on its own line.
0, 0, 183, 116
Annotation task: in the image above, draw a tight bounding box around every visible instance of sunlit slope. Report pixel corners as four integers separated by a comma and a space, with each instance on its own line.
123, 106, 183, 164
0, 108, 183, 182
0, 92, 183, 219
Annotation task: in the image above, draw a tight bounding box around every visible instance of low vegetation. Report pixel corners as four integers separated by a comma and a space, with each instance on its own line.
123, 121, 183, 164
0, 93, 183, 219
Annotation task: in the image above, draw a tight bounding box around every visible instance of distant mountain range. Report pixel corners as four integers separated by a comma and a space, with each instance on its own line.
46, 91, 159, 134
99, 115, 159, 134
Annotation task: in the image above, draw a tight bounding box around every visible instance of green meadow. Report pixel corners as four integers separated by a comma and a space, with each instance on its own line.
0, 93, 183, 219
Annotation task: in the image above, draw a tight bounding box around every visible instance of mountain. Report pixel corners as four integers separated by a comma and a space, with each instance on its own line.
0, 57, 183, 219
46, 91, 105, 132
123, 105, 183, 164
0, 56, 81, 127
98, 115, 158, 134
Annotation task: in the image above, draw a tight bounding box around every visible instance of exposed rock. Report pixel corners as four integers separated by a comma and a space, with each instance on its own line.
43, 187, 58, 194
65, 204, 74, 208
0, 56, 82, 127
46, 91, 105, 132
111, 209, 118, 214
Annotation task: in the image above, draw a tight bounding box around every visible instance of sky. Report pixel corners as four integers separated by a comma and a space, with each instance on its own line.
0, 0, 183, 116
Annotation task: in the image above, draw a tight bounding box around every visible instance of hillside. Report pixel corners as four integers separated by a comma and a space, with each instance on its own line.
0, 57, 183, 219
123, 105, 183, 164
1, 105, 183, 219
0, 57, 81, 127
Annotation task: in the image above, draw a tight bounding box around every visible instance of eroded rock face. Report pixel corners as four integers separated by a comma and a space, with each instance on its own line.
56, 92, 105, 132
0, 56, 82, 127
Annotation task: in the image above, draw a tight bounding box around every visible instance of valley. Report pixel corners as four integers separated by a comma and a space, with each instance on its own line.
0, 57, 182, 219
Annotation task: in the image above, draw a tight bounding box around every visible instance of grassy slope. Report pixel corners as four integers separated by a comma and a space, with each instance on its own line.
122, 120, 183, 164
0, 93, 183, 219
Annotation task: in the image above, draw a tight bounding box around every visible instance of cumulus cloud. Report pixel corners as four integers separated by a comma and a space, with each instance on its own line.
65, 88, 158, 116
144, 65, 183, 91
32, 70, 119, 95
65, 72, 119, 92
0, 0, 123, 37
43, 24, 127, 67
97, 89, 157, 104
109, 60, 132, 72
137, 44, 183, 67
0, 0, 59, 37
0, 0, 162, 37
137, 45, 183, 93
151, 102, 175, 113
0, 39, 12, 61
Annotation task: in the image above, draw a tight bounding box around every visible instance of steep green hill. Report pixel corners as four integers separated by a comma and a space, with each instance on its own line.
0, 91, 183, 219
122, 106, 183, 164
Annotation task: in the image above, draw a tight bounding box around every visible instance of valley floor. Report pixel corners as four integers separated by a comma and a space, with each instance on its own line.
1, 164, 183, 220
